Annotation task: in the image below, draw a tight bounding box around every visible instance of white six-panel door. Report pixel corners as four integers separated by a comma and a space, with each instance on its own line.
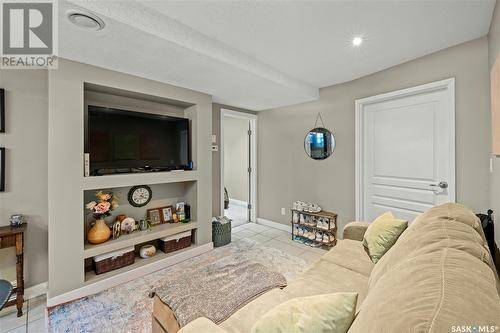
355, 79, 455, 222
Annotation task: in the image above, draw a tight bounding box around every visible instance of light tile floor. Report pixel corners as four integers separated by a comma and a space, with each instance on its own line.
0, 294, 46, 333
232, 222, 327, 263
0, 223, 325, 333
224, 202, 248, 227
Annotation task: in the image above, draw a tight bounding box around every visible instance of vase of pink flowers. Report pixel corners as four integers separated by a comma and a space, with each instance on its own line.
86, 191, 119, 244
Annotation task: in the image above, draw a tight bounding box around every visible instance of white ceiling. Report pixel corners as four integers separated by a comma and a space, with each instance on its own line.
60, 0, 495, 111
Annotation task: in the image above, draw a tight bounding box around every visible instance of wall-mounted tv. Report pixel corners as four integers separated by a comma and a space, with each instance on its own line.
85, 106, 190, 175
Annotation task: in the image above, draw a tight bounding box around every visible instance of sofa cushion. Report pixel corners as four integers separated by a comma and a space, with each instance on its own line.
362, 213, 407, 263
369, 204, 496, 288
178, 317, 229, 333
348, 248, 500, 333
371, 211, 394, 221
283, 260, 369, 311
321, 239, 375, 277
250, 293, 357, 333
343, 222, 371, 241
220, 289, 291, 333
370, 219, 495, 287
411, 203, 486, 241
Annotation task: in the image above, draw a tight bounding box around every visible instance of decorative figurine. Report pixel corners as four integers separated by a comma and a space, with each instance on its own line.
112, 221, 121, 240
121, 217, 136, 234
10, 214, 25, 228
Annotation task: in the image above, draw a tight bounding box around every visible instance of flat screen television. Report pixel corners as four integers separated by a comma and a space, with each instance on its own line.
86, 105, 190, 175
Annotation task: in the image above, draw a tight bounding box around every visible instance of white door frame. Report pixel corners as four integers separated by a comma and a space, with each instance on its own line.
220, 109, 258, 222
355, 78, 455, 221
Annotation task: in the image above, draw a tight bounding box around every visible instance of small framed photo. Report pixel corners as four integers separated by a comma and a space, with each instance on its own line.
147, 208, 162, 226
161, 206, 173, 223
0, 148, 4, 192
176, 202, 185, 213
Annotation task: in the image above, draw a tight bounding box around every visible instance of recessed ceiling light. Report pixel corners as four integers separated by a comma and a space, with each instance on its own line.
352, 36, 363, 46
67, 10, 105, 31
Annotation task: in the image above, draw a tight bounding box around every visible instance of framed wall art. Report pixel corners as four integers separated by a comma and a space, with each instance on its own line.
0, 89, 4, 133
0, 148, 5, 192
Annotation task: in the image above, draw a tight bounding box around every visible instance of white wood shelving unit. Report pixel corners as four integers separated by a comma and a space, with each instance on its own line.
79, 167, 203, 305
83, 170, 199, 190
83, 221, 199, 258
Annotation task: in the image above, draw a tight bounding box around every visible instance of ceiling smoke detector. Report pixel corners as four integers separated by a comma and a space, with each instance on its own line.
67, 10, 105, 31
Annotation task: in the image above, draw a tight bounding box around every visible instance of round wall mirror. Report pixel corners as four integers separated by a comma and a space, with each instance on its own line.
304, 127, 336, 160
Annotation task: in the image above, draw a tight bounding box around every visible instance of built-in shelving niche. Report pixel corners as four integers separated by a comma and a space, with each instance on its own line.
83, 180, 198, 284
48, 62, 214, 306
80, 83, 205, 289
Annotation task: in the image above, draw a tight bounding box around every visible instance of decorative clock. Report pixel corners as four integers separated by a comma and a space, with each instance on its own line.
128, 185, 152, 207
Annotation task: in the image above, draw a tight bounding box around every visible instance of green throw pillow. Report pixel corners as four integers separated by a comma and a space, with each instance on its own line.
250, 293, 358, 333
362, 212, 408, 263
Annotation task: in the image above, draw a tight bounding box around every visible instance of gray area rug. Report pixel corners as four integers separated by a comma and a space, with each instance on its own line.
48, 239, 309, 333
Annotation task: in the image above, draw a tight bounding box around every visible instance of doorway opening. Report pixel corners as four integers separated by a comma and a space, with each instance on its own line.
220, 109, 257, 227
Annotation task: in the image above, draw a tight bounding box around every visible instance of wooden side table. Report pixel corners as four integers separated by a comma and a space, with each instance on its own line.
0, 224, 26, 317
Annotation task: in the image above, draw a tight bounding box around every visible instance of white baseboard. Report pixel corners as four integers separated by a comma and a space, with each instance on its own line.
25, 282, 48, 300
256, 218, 290, 232
229, 199, 247, 207
47, 242, 213, 307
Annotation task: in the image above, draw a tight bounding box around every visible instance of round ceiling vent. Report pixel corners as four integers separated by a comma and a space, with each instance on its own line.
67, 10, 105, 31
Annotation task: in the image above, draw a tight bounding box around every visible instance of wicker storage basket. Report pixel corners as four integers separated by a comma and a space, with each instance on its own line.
93, 246, 135, 275
212, 220, 231, 247
159, 231, 192, 253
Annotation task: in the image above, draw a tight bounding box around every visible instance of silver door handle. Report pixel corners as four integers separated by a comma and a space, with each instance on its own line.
429, 181, 448, 189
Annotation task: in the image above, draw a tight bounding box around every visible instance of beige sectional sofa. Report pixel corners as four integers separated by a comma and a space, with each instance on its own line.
154, 203, 500, 333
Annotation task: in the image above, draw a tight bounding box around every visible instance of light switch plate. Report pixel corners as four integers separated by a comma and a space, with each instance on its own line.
84, 153, 90, 177
281, 208, 286, 215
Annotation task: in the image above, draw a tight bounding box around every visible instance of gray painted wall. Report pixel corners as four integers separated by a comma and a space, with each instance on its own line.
258, 37, 491, 236
489, 1, 500, 247
224, 117, 249, 202
0, 70, 48, 288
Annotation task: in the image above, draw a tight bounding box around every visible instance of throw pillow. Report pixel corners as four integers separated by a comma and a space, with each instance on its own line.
250, 293, 358, 333
362, 211, 408, 263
